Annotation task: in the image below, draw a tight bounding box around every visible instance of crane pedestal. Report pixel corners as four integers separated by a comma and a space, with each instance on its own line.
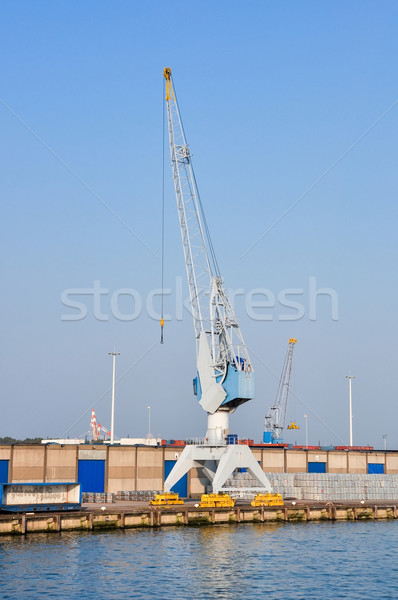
164, 444, 272, 495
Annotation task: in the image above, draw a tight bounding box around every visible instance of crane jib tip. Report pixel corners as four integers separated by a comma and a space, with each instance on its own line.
160, 318, 164, 344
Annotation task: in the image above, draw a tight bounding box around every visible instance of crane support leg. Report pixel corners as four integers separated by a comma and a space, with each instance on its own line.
164, 444, 272, 495
211, 445, 272, 493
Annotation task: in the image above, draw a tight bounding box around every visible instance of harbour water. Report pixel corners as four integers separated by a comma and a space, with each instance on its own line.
0, 521, 397, 599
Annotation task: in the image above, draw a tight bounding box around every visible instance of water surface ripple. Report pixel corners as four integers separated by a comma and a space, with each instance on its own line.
0, 520, 397, 599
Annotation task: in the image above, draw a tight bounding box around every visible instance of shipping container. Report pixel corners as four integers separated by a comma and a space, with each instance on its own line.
227, 434, 238, 445
335, 446, 374, 451
0, 482, 81, 512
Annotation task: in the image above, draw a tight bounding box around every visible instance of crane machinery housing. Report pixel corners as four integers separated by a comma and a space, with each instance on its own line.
263, 338, 299, 444
162, 68, 271, 495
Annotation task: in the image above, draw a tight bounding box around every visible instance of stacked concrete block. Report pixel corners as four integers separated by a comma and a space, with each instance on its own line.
115, 490, 162, 501
264, 473, 398, 501
223, 471, 302, 499
223, 471, 258, 489
266, 473, 301, 499
82, 492, 116, 503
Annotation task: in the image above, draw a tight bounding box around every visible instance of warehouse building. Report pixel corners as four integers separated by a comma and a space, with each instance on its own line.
0, 444, 397, 498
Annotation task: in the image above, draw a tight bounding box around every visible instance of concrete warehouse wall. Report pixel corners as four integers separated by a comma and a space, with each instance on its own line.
106, 446, 186, 494
261, 449, 285, 472
46, 445, 77, 482
12, 445, 46, 482
0, 447, 11, 461
328, 452, 347, 473
107, 446, 136, 493
387, 454, 398, 473
1, 445, 398, 496
136, 447, 163, 492
285, 450, 307, 473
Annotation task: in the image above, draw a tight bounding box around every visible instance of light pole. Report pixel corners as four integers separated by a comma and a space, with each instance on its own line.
147, 405, 151, 439
383, 434, 387, 451
304, 414, 308, 449
109, 352, 120, 444
345, 375, 355, 447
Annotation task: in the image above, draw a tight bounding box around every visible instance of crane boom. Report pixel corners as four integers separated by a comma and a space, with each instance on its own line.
263, 338, 298, 443
163, 68, 273, 494
163, 68, 213, 342
164, 68, 254, 435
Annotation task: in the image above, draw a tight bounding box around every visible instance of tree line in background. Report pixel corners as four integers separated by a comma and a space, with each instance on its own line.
0, 437, 42, 444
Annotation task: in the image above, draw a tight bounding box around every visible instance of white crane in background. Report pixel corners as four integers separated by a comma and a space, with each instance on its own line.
162, 68, 271, 494
90, 409, 110, 442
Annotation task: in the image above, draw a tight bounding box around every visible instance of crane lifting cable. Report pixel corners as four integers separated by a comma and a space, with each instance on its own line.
160, 75, 166, 344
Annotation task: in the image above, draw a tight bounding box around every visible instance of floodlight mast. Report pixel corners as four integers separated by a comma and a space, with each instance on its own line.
163, 67, 254, 444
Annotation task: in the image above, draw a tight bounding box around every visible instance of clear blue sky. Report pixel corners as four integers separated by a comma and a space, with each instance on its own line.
1, 0, 397, 448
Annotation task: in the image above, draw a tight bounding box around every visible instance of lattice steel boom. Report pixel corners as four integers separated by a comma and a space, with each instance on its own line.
163, 68, 254, 442
263, 338, 298, 443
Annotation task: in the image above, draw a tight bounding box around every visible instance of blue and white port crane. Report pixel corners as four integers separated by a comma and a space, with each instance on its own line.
263, 338, 298, 444
162, 68, 271, 494
163, 67, 254, 443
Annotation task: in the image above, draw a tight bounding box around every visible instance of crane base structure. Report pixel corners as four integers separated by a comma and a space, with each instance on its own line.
164, 444, 272, 495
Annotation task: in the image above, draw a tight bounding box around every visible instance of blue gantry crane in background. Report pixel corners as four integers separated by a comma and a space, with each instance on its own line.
263, 338, 299, 444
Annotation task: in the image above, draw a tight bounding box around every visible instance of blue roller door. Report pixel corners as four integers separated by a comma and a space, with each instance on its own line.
0, 460, 9, 483
308, 462, 326, 473
164, 460, 188, 497
78, 460, 105, 492
368, 463, 384, 474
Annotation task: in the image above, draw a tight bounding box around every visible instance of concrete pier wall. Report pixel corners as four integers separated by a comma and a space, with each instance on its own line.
1, 503, 397, 536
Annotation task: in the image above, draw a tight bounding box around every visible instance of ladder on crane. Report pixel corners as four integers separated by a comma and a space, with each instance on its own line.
263, 338, 298, 444
162, 68, 271, 495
